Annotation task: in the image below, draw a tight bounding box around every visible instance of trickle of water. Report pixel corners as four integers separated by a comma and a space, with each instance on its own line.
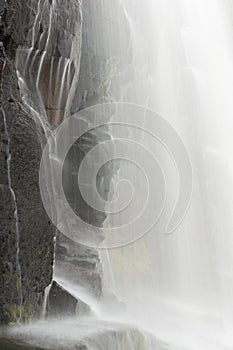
31, 0, 42, 47
2, 107, 23, 316
45, 1, 54, 52
41, 284, 52, 319
36, 51, 47, 90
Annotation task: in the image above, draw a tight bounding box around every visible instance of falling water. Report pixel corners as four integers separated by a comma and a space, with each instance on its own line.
3, 0, 233, 349
41, 284, 52, 319
84, 0, 233, 349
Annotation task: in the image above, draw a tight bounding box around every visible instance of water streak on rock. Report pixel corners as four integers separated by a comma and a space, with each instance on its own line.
2, 107, 23, 318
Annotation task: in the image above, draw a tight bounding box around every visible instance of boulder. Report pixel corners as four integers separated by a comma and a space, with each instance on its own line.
46, 281, 90, 317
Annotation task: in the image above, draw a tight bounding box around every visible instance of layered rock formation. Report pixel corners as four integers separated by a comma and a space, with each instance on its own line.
0, 0, 83, 324
0, 0, 55, 324
55, 233, 103, 297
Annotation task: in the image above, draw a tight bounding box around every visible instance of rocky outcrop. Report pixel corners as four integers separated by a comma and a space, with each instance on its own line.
0, 339, 45, 350
0, 0, 56, 324
15, 0, 82, 128
0, 0, 82, 325
0, 0, 109, 325
0, 319, 165, 350
55, 233, 103, 297
46, 280, 90, 317
72, 0, 132, 112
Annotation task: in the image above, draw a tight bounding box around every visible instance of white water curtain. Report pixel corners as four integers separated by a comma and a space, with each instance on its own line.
84, 0, 233, 348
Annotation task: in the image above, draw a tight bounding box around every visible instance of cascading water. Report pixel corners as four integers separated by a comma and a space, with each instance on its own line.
2, 0, 233, 349
88, 0, 233, 349
73, 0, 233, 348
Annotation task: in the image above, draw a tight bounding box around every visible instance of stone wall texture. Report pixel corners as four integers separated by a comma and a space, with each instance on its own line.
0, 0, 56, 324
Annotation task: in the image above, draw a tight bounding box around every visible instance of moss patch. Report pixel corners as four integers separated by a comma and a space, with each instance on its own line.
3, 303, 34, 324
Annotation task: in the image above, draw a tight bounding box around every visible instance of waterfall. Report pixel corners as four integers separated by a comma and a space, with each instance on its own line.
2, 0, 233, 349
75, 0, 233, 348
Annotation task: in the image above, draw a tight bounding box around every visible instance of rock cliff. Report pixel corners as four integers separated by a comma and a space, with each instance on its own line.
0, 0, 83, 324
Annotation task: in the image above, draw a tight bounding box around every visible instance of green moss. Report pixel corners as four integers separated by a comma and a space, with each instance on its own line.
121, 330, 146, 349
3, 271, 12, 283
3, 303, 34, 324
38, 249, 43, 257
131, 329, 145, 348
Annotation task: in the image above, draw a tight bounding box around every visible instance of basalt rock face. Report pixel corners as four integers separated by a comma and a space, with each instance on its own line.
0, 0, 56, 324
15, 0, 82, 128
0, 0, 81, 325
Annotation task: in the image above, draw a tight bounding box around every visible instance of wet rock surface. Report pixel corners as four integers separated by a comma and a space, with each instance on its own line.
73, 0, 131, 111
47, 280, 90, 317
0, 319, 166, 350
0, 0, 110, 325
55, 233, 103, 297
15, 0, 82, 128
0, 64, 54, 325
0, 1, 57, 324
0, 338, 44, 350
0, 0, 129, 338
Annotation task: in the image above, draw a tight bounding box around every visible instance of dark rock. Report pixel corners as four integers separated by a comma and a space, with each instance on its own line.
0, 0, 119, 325
0, 338, 44, 350
0, 1, 55, 324
62, 129, 110, 229
72, 0, 132, 112
47, 281, 90, 317
0, 337, 87, 350
15, 0, 82, 127
55, 233, 103, 297
0, 1, 6, 16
